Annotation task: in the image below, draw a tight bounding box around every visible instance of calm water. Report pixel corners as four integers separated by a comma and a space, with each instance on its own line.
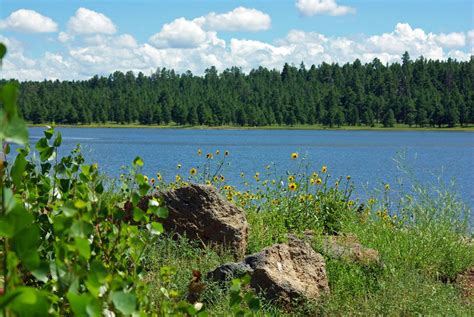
27, 128, 474, 212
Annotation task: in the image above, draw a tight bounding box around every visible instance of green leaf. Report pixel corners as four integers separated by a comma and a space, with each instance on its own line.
67, 291, 93, 317
44, 126, 54, 140
150, 222, 164, 235
1, 82, 19, 116
0, 217, 13, 237
10, 151, 27, 188
4, 115, 28, 145
75, 237, 91, 260
9, 287, 49, 317
156, 207, 169, 219
111, 291, 136, 315
13, 225, 41, 270
0, 43, 6, 59
86, 298, 102, 317
133, 156, 144, 167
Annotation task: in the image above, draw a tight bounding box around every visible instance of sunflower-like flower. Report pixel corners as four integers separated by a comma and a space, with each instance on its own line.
224, 150, 229, 156
206, 153, 213, 159
321, 166, 327, 173
316, 178, 322, 185
288, 182, 297, 191
190, 167, 197, 176
288, 175, 295, 182
291, 152, 299, 159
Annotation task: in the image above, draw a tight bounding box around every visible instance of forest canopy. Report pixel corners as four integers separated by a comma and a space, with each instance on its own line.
9, 52, 474, 127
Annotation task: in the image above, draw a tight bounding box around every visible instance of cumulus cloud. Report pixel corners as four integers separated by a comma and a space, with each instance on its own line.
195, 7, 271, 32
68, 8, 117, 34
149, 18, 207, 48
0, 23, 472, 81
435, 32, 466, 48
295, 0, 355, 16
0, 9, 58, 33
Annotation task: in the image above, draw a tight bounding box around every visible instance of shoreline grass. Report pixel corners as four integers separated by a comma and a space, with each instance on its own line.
27, 122, 474, 132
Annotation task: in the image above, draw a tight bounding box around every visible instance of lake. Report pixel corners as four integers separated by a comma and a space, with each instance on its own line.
28, 127, 474, 214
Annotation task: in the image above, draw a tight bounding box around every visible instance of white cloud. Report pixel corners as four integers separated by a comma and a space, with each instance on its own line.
1, 23, 472, 81
195, 7, 271, 32
295, 0, 355, 16
435, 32, 466, 48
149, 18, 207, 48
68, 8, 117, 34
0, 9, 58, 33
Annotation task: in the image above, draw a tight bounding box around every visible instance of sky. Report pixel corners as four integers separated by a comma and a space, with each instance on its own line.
0, 0, 473, 81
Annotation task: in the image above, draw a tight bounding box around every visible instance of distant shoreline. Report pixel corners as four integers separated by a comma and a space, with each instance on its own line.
27, 123, 474, 132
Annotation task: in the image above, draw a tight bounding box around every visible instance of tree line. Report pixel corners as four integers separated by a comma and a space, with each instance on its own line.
8, 52, 474, 127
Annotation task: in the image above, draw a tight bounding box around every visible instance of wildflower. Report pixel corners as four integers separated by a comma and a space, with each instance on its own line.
220, 175, 225, 182
368, 197, 376, 205
266, 165, 271, 170
240, 172, 245, 177
288, 182, 297, 191
175, 175, 181, 183
385, 183, 390, 191
346, 175, 351, 181
335, 181, 339, 188
151, 178, 155, 184
190, 167, 197, 176
316, 178, 322, 185
156, 173, 162, 181
310, 178, 315, 185
144, 175, 149, 183
224, 150, 229, 156
177, 163, 182, 169
216, 149, 220, 155
120, 174, 124, 179
312, 172, 319, 179
272, 179, 276, 185
197, 149, 202, 156
288, 175, 295, 182
321, 166, 327, 173
213, 176, 218, 182
206, 153, 213, 159
291, 152, 299, 159
206, 180, 211, 185
348, 200, 354, 207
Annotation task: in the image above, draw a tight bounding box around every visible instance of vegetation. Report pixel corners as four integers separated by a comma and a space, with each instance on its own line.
8, 53, 474, 128
1, 44, 473, 316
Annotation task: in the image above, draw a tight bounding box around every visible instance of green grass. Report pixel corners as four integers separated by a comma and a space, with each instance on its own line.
28, 122, 474, 132
136, 152, 474, 316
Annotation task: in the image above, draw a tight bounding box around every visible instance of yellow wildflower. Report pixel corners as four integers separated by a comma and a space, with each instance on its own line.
291, 152, 299, 159
321, 166, 327, 173
288, 182, 297, 191
190, 167, 197, 176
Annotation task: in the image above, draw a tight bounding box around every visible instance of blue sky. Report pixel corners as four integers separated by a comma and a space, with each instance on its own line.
0, 0, 472, 80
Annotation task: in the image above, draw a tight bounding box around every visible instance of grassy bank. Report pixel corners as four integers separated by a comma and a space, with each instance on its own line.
27, 122, 474, 132
2, 127, 473, 315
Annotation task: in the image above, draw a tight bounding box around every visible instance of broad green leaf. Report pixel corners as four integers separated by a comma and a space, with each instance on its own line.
13, 225, 41, 270
133, 156, 144, 167
10, 151, 27, 188
70, 220, 94, 238
1, 82, 19, 116
44, 126, 54, 140
53, 131, 62, 146
67, 291, 92, 317
0, 43, 6, 59
150, 222, 164, 235
0, 217, 14, 237
86, 298, 102, 317
111, 291, 137, 315
75, 237, 91, 260
9, 287, 49, 317
4, 115, 28, 145
156, 207, 169, 219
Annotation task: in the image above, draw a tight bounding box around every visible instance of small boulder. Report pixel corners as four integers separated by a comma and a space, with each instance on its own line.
162, 184, 248, 257
209, 238, 329, 306
320, 235, 380, 266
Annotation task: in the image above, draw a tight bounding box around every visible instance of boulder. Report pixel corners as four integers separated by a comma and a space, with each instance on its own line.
209, 238, 329, 306
162, 184, 248, 257
457, 267, 474, 302
320, 235, 380, 266
290, 232, 380, 266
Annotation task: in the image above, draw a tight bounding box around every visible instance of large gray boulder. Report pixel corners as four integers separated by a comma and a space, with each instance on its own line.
162, 184, 248, 257
209, 238, 329, 306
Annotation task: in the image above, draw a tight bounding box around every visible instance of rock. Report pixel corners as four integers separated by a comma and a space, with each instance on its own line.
320, 235, 380, 266
209, 238, 329, 306
457, 267, 474, 302
162, 184, 248, 257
